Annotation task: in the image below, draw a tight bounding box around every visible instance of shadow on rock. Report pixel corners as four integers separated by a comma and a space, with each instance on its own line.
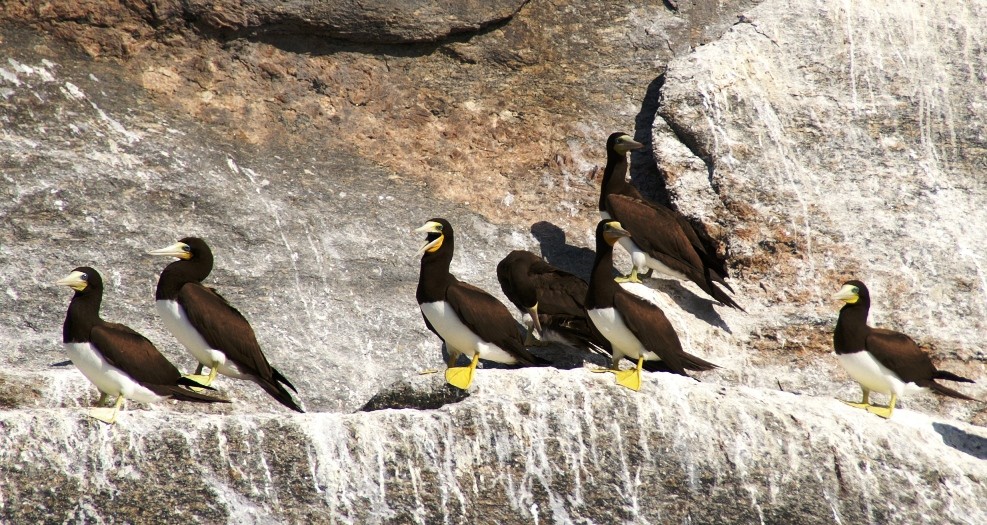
630, 74, 670, 207
530, 221, 596, 281
360, 374, 470, 411
933, 422, 987, 460
642, 279, 732, 333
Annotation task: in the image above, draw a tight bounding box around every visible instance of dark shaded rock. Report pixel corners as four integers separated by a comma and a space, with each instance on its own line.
360, 373, 470, 411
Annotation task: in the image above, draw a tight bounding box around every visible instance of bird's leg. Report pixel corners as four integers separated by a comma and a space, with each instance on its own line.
614, 356, 645, 391
445, 353, 481, 390
866, 394, 896, 419
419, 350, 460, 375
183, 364, 219, 388
194, 363, 204, 375
95, 391, 110, 406
591, 353, 622, 374
840, 386, 871, 409
88, 395, 124, 425
614, 267, 643, 284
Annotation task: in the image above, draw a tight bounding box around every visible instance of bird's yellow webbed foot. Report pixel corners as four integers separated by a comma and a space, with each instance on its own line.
445, 353, 480, 390
840, 387, 871, 409
866, 394, 896, 419
614, 268, 642, 284
183, 365, 219, 389
88, 395, 124, 425
613, 356, 645, 391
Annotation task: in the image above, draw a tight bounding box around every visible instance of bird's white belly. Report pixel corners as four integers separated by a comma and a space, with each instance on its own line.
587, 307, 656, 361
836, 351, 923, 397
604, 224, 688, 281
64, 342, 164, 403
156, 300, 245, 378
420, 301, 518, 364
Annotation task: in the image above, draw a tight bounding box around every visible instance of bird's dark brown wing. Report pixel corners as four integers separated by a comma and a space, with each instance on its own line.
177, 282, 274, 378
90, 323, 183, 385
865, 328, 936, 383
448, 281, 537, 364
613, 291, 687, 373
607, 194, 706, 278
614, 290, 718, 373
528, 260, 589, 317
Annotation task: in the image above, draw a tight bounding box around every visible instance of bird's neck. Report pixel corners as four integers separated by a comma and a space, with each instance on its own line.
586, 244, 617, 309
155, 259, 211, 300
599, 153, 632, 210
834, 302, 870, 353
416, 245, 455, 303
63, 292, 102, 343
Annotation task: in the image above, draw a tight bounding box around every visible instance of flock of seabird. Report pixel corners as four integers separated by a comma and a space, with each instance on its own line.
57, 132, 976, 424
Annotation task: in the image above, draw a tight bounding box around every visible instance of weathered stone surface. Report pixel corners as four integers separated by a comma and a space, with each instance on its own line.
3, 370, 987, 524
2, 0, 987, 522
0, 0, 528, 46
179, 0, 529, 43
650, 0, 987, 424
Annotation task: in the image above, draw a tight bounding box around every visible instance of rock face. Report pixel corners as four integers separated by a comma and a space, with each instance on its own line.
4, 371, 987, 524
2, 0, 987, 523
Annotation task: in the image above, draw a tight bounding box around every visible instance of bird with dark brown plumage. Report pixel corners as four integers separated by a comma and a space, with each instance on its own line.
833, 279, 976, 419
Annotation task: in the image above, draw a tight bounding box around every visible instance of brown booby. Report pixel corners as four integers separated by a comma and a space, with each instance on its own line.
57, 267, 228, 424
833, 280, 976, 418
586, 220, 718, 391
415, 219, 539, 389
496, 249, 606, 349
148, 237, 303, 413
599, 132, 740, 309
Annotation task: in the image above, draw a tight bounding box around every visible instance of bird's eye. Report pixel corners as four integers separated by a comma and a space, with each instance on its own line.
851, 286, 859, 294
182, 245, 191, 253
80, 273, 88, 281
436, 224, 443, 232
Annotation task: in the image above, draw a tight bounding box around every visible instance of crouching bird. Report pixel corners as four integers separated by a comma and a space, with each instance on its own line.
832, 280, 976, 419
415, 218, 540, 389
148, 237, 304, 413
586, 220, 718, 391
57, 267, 228, 424
496, 249, 607, 349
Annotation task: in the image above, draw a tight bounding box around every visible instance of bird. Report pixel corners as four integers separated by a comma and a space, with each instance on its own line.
147, 237, 304, 413
496, 249, 606, 349
586, 220, 718, 391
832, 280, 976, 419
598, 131, 740, 309
56, 266, 228, 424
415, 218, 540, 389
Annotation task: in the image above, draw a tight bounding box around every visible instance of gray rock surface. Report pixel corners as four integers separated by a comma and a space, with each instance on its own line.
651, 0, 987, 422
180, 0, 529, 43
2, 0, 987, 522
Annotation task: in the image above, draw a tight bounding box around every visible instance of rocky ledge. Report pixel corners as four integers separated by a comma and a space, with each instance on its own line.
2, 370, 986, 524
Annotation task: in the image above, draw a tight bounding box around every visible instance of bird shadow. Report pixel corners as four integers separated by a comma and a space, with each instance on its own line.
50, 360, 73, 367
932, 422, 987, 460
632, 278, 733, 333
629, 74, 672, 207
530, 221, 596, 281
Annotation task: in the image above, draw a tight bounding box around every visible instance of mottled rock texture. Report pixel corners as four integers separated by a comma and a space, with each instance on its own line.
1, 0, 986, 522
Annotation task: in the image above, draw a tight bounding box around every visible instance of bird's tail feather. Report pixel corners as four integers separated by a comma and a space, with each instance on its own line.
156, 384, 230, 403
918, 379, 977, 401
681, 352, 719, 372
934, 370, 975, 383
257, 375, 305, 413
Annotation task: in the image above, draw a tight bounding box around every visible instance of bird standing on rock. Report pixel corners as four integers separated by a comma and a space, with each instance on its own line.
148, 237, 304, 413
599, 132, 740, 309
586, 220, 719, 391
832, 279, 976, 419
496, 249, 607, 350
415, 218, 541, 389
57, 266, 228, 425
